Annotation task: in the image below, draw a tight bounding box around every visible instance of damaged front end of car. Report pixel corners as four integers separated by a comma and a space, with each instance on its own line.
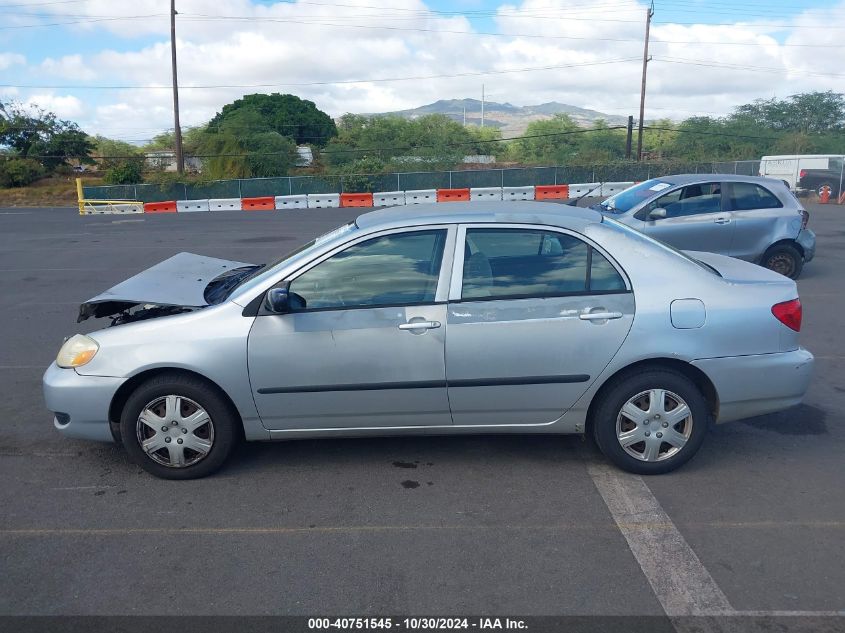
77, 252, 258, 326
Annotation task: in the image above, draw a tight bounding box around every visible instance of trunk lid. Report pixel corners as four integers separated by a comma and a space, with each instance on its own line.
684, 250, 795, 286
685, 251, 800, 353
78, 252, 254, 322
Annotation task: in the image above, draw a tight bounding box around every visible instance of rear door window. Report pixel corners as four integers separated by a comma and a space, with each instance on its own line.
728, 183, 783, 211
461, 228, 626, 300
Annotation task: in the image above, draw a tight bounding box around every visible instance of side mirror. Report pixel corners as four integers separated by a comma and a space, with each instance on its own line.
648, 207, 667, 220
265, 287, 290, 313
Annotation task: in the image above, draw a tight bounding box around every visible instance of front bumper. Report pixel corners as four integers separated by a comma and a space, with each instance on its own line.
797, 229, 816, 263
692, 347, 814, 424
42, 362, 124, 443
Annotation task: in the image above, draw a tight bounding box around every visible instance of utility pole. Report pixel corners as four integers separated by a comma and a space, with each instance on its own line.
481, 84, 485, 128
625, 115, 634, 160
170, 0, 184, 174
636, 2, 654, 162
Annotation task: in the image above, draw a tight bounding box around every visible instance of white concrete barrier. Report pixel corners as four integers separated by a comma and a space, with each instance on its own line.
177, 199, 209, 213
502, 186, 535, 201
568, 183, 601, 197
275, 195, 308, 209
373, 191, 406, 207
208, 198, 242, 211
307, 193, 340, 209
404, 189, 437, 204
83, 202, 144, 215
600, 182, 635, 196
470, 187, 503, 202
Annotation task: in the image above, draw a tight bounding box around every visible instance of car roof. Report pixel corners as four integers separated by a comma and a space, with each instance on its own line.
355, 201, 603, 231
659, 173, 786, 186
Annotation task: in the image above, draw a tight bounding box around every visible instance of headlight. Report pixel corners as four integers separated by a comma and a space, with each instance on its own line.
56, 334, 99, 368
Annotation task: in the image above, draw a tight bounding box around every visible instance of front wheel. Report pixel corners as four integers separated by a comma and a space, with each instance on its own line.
592, 369, 710, 475
120, 373, 239, 479
762, 243, 803, 279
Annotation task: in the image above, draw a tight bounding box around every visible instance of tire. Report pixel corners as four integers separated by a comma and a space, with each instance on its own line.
120, 372, 239, 480
762, 243, 803, 280
592, 369, 710, 475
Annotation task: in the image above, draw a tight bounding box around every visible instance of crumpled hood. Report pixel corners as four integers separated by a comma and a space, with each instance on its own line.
78, 252, 254, 322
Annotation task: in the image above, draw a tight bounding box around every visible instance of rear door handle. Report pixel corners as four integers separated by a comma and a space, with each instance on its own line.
714, 216, 731, 224
399, 321, 441, 331
579, 312, 623, 321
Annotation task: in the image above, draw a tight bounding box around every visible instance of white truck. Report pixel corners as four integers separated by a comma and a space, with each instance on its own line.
759, 155, 845, 196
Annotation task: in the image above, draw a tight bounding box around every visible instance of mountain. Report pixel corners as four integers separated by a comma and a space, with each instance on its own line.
371, 99, 629, 138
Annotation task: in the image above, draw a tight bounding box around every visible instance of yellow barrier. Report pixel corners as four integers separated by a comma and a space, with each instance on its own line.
76, 178, 143, 215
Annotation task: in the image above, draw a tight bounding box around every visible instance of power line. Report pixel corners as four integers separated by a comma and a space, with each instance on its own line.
0, 57, 641, 90
178, 14, 845, 47
658, 57, 845, 79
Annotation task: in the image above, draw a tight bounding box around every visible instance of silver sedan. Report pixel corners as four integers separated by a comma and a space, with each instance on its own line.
43, 202, 814, 479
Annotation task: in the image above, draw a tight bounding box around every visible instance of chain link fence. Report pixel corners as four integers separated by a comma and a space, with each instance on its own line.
83, 160, 762, 203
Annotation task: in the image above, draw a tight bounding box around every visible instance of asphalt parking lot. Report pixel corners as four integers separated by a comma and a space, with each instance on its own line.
0, 202, 843, 621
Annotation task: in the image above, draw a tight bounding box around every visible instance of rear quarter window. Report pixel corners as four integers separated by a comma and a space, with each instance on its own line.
729, 183, 783, 211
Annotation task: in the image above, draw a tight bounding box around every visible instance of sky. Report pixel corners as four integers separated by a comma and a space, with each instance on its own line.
1, 0, 844, 143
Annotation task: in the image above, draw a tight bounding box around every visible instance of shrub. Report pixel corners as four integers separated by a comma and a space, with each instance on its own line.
0, 158, 45, 188
103, 159, 144, 184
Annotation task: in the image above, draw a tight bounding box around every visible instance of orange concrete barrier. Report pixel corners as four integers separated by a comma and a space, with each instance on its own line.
143, 201, 177, 213
340, 192, 374, 208
437, 188, 470, 202
534, 185, 570, 200
242, 196, 275, 211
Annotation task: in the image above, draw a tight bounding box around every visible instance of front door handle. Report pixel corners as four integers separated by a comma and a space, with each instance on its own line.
399, 321, 441, 331
714, 216, 731, 224
579, 312, 623, 321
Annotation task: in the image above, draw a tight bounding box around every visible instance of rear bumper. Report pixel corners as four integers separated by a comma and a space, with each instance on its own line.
797, 229, 816, 263
42, 362, 123, 443
692, 348, 814, 424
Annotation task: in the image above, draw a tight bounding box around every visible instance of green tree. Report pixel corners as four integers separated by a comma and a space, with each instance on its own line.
195, 109, 297, 179
734, 91, 845, 135
103, 160, 144, 184
208, 93, 337, 146
0, 158, 44, 188
510, 114, 582, 164
324, 114, 487, 170
572, 119, 627, 164
143, 131, 175, 152
0, 100, 94, 170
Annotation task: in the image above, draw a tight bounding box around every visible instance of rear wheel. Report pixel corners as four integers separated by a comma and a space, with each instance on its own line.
592, 369, 709, 475
120, 373, 239, 479
762, 243, 803, 279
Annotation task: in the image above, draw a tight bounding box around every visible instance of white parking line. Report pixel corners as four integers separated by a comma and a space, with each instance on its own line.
588, 463, 844, 618
587, 463, 734, 616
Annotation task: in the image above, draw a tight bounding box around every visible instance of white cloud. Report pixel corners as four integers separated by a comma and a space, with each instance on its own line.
40, 54, 98, 81
0, 52, 26, 70
7, 0, 845, 138
24, 94, 87, 119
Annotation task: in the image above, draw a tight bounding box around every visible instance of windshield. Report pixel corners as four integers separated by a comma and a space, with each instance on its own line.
207, 221, 358, 303
597, 179, 673, 214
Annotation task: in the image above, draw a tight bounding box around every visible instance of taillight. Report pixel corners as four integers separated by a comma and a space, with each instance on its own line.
799, 169, 807, 179
801, 209, 809, 229
772, 299, 802, 332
